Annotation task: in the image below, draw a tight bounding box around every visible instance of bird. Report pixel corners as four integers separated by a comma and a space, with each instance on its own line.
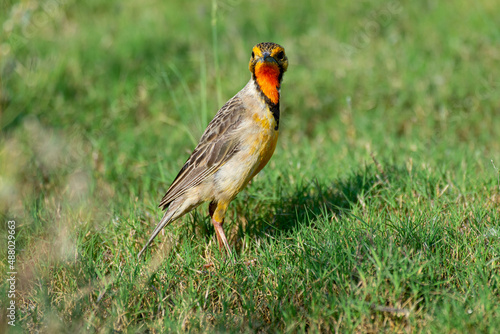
138, 42, 288, 258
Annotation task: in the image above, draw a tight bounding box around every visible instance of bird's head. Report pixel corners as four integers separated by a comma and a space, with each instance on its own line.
249, 42, 288, 105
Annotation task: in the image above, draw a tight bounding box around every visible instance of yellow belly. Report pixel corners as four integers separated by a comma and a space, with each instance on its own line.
252, 129, 278, 178
213, 109, 279, 202
250, 109, 279, 177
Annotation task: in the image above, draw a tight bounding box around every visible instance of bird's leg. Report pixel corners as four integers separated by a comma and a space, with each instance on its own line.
202, 217, 231, 270
209, 201, 232, 255
212, 217, 231, 254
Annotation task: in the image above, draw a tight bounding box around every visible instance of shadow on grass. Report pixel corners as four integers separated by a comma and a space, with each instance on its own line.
222, 163, 385, 253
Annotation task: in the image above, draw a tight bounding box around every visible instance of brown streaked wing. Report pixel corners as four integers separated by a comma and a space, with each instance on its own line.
158, 95, 246, 209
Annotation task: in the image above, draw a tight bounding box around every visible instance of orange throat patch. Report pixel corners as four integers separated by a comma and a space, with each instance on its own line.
254, 63, 280, 104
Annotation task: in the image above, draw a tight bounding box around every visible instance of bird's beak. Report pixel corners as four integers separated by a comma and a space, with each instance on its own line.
258, 51, 278, 65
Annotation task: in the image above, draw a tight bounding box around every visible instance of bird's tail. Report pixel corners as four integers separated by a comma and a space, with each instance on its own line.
137, 206, 179, 259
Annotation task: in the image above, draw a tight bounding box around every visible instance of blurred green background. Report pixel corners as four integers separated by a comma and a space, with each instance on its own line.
1, 0, 499, 332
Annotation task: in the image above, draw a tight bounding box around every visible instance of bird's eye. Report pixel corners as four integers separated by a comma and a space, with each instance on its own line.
276, 50, 285, 60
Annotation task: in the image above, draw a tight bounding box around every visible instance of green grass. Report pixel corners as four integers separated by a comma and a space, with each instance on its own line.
1, 0, 500, 332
